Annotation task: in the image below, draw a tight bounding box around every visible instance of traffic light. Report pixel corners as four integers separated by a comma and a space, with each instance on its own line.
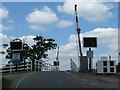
54, 61, 60, 66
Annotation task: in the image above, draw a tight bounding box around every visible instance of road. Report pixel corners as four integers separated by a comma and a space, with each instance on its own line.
4, 71, 118, 89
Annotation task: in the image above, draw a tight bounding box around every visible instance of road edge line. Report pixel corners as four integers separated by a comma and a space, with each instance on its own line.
91, 83, 98, 86
15, 75, 26, 89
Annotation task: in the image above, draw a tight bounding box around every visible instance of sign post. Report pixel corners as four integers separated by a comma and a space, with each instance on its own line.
10, 39, 23, 72
83, 37, 97, 72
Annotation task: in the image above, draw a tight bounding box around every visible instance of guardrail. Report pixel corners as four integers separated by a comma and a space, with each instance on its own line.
0, 60, 59, 73
70, 59, 79, 72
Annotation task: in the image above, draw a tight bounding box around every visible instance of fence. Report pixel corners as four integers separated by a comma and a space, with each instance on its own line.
0, 60, 58, 73
1, 61, 32, 73
70, 59, 79, 72
34, 60, 58, 71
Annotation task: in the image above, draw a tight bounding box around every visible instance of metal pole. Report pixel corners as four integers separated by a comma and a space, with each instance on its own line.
89, 48, 92, 72
74, 4, 83, 57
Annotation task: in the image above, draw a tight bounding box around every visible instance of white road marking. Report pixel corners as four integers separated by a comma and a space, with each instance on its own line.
15, 76, 26, 89
65, 72, 78, 78
82, 79, 87, 82
65, 72, 71, 75
72, 75, 78, 78
91, 83, 98, 86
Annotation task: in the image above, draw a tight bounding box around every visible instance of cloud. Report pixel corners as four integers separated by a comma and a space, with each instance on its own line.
0, 33, 12, 64
47, 28, 118, 70
56, 20, 74, 28
26, 6, 59, 24
0, 6, 9, 19
0, 33, 10, 46
0, 24, 14, 32
57, 1, 113, 22
29, 25, 46, 31
83, 28, 118, 50
19, 35, 36, 46
8, 19, 15, 23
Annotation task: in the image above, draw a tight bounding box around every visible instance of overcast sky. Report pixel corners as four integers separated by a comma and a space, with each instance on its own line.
0, 0, 119, 70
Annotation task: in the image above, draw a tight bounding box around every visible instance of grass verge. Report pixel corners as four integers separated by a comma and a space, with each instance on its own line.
2, 77, 11, 88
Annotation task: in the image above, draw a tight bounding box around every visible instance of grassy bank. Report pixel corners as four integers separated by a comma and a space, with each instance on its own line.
2, 77, 11, 88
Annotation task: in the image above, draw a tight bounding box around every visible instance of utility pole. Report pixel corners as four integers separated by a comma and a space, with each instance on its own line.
56, 46, 59, 61
74, 4, 83, 57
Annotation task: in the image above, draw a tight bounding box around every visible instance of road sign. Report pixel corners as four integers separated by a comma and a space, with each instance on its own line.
12, 53, 20, 60
87, 51, 93, 58
12, 60, 21, 64
10, 41, 23, 51
83, 37, 97, 48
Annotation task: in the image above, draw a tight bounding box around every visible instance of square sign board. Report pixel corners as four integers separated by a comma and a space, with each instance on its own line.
12, 53, 20, 60
10, 41, 22, 51
83, 37, 97, 48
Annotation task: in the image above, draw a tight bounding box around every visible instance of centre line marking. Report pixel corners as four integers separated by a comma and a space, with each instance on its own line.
65, 72, 71, 75
15, 76, 26, 89
72, 75, 78, 78
82, 79, 87, 82
91, 83, 98, 86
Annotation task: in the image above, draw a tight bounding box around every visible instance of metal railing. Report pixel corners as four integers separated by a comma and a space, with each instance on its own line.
70, 59, 79, 72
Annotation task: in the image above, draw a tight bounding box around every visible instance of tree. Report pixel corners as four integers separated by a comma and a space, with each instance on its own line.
0, 44, 8, 54
2, 44, 8, 49
116, 62, 120, 72
29, 36, 57, 71
3, 36, 57, 71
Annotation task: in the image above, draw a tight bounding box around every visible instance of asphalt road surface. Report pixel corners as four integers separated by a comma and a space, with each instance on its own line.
6, 71, 118, 89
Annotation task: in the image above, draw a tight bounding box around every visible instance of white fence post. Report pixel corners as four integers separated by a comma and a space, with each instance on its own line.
31, 61, 32, 71
10, 63, 12, 73
35, 60, 36, 71
27, 62, 28, 71
38, 61, 39, 71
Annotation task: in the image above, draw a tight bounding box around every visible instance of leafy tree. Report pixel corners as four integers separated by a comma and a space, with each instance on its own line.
116, 62, 120, 72
2, 44, 8, 49
29, 36, 57, 70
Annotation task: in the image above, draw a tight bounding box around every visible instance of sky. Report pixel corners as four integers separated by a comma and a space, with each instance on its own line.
0, 0, 119, 70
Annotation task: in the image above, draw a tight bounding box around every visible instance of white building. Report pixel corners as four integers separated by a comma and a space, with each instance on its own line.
96, 57, 116, 74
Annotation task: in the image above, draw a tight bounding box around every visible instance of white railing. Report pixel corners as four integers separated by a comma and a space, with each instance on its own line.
0, 60, 59, 73
0, 61, 32, 73
70, 59, 79, 72
34, 60, 59, 71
